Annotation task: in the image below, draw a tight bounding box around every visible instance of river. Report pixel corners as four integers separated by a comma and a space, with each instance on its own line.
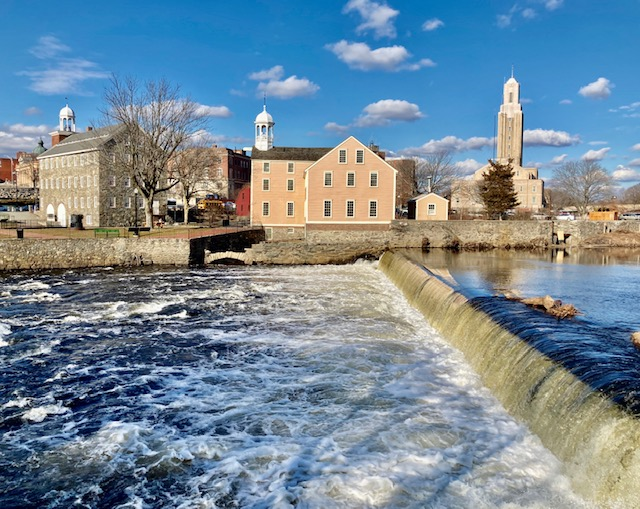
0, 258, 602, 508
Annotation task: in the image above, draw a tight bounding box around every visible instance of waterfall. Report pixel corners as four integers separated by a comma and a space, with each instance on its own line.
379, 251, 640, 507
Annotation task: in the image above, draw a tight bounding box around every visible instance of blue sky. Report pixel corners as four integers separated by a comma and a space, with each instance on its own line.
1, 0, 640, 186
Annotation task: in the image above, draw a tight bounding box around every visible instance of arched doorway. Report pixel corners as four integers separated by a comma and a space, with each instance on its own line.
57, 203, 67, 227
46, 204, 55, 224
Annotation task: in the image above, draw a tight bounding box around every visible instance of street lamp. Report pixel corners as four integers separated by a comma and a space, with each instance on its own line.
133, 188, 139, 236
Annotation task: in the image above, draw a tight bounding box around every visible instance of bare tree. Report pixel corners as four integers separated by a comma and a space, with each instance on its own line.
101, 75, 209, 227
552, 160, 613, 217
170, 145, 221, 225
414, 150, 459, 196
623, 183, 640, 206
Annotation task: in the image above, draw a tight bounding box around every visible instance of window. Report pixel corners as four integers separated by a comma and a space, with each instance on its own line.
80, 197, 85, 208
125, 176, 131, 188
109, 197, 117, 208
263, 162, 270, 173
109, 175, 116, 187
346, 200, 355, 218
74, 176, 78, 188
287, 162, 295, 173
287, 179, 294, 191
370, 172, 378, 187
339, 149, 347, 164
532, 185, 536, 192
262, 202, 270, 216
347, 172, 355, 187
369, 200, 378, 218
428, 203, 436, 216
262, 178, 270, 191
356, 149, 364, 164
324, 172, 333, 187
324, 200, 332, 218
287, 202, 294, 217
125, 197, 132, 208
80, 176, 85, 188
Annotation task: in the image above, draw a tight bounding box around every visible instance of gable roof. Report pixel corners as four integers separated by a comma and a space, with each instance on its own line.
304, 136, 398, 175
38, 124, 124, 159
410, 192, 449, 203
251, 146, 332, 161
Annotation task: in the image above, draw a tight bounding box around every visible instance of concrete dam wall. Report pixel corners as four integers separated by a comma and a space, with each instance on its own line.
378, 250, 640, 508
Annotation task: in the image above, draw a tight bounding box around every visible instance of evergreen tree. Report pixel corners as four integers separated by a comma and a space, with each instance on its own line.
478, 159, 520, 219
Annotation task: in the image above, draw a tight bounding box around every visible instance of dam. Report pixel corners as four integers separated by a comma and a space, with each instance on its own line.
379, 249, 640, 507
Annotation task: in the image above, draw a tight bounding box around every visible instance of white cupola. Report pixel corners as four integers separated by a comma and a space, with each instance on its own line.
254, 103, 274, 151
59, 104, 76, 132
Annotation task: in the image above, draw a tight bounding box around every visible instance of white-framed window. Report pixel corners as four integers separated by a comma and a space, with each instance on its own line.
347, 172, 355, 187
265, 227, 273, 240
94, 196, 98, 208
324, 171, 333, 187
109, 175, 116, 187
74, 176, 78, 188
262, 202, 270, 216
68, 176, 72, 188
428, 203, 436, 216
287, 162, 295, 173
263, 162, 270, 173
346, 200, 355, 218
262, 178, 270, 191
109, 197, 117, 208
93, 175, 98, 187
125, 176, 131, 188
287, 228, 295, 235
532, 185, 536, 192
369, 200, 378, 218
369, 172, 378, 187
80, 176, 85, 188
356, 149, 364, 164
125, 197, 132, 208
80, 197, 85, 208
287, 179, 294, 192
339, 149, 347, 164
323, 200, 332, 218
286, 201, 294, 217
73, 197, 78, 208
56, 178, 60, 189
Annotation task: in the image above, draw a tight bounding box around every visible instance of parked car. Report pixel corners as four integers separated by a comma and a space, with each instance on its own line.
555, 211, 575, 221
620, 212, 640, 220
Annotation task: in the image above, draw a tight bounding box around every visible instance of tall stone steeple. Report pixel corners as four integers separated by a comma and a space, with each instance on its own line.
496, 71, 523, 166
254, 99, 274, 151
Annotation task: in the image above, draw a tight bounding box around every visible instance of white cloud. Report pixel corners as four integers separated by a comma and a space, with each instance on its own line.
422, 18, 444, 31
399, 135, 494, 157
542, 0, 564, 11
496, 13, 513, 28
355, 99, 424, 127
579, 77, 614, 99
324, 122, 350, 135
195, 104, 232, 118
523, 128, 580, 147
30, 35, 70, 59
0, 123, 51, 153
326, 40, 435, 71
612, 166, 640, 182
343, 0, 399, 39
454, 158, 484, 176
628, 158, 640, 167
257, 76, 319, 99
588, 140, 608, 146
521, 8, 537, 19
248, 66, 284, 81
550, 154, 568, 165
632, 144, 640, 151
581, 147, 610, 161
20, 37, 109, 96
560, 99, 572, 105
24, 107, 42, 116
249, 66, 319, 99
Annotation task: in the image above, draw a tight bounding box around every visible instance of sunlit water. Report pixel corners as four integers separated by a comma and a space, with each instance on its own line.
0, 262, 592, 508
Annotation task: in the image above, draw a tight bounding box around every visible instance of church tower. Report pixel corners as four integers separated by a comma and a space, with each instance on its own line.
496, 72, 523, 166
50, 103, 77, 147
254, 102, 274, 151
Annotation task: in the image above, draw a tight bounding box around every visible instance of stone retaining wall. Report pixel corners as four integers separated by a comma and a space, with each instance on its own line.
0, 237, 191, 271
